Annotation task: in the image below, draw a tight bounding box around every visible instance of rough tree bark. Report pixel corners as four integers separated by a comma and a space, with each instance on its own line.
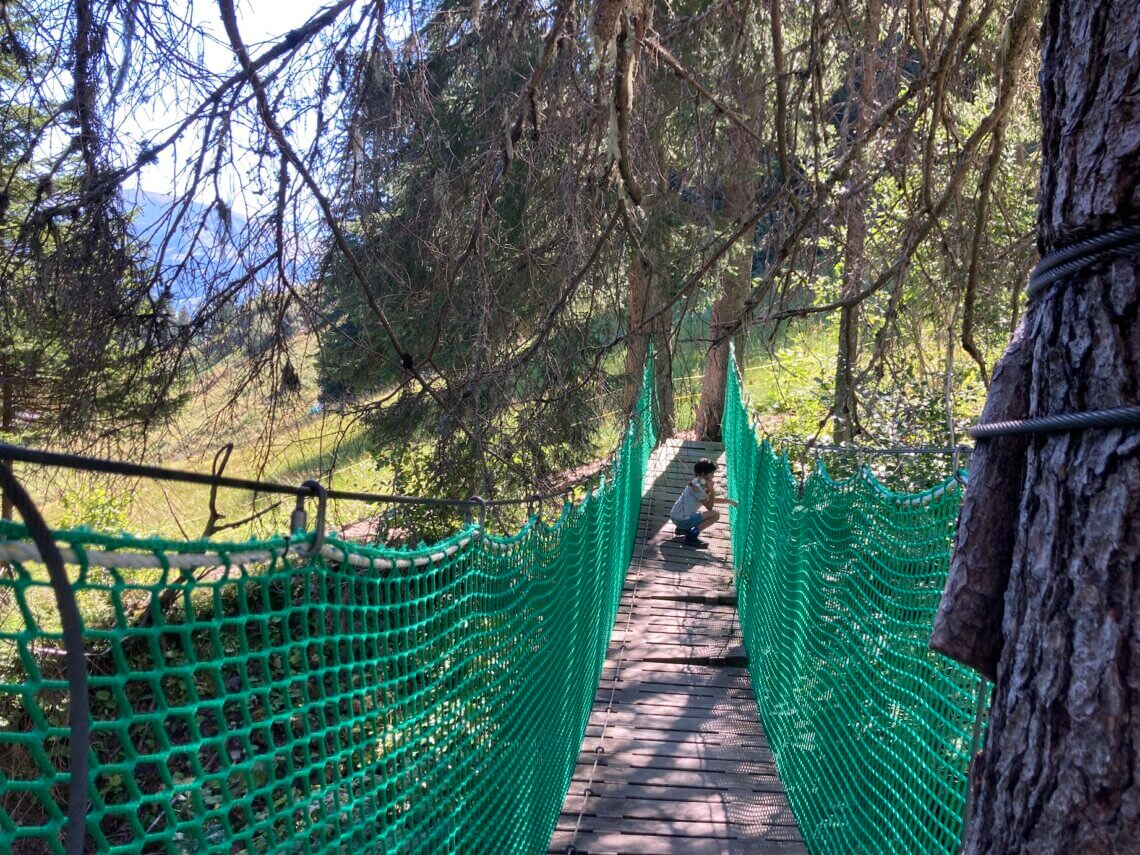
941, 1, 1140, 849
623, 244, 676, 436
1, 356, 12, 521
833, 0, 881, 444
694, 1, 761, 442
930, 325, 1031, 679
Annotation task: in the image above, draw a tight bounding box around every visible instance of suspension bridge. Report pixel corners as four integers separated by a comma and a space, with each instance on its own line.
552, 438, 805, 853
0, 352, 987, 854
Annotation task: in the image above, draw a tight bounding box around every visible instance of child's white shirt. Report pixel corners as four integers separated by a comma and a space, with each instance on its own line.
671, 477, 708, 521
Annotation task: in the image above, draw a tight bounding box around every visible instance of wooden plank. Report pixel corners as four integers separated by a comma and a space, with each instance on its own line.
617, 602, 738, 616
596, 673, 753, 690
560, 790, 797, 823
609, 623, 739, 636
550, 829, 724, 854
581, 733, 771, 759
598, 661, 748, 677
606, 633, 738, 647
617, 605, 737, 617
609, 622, 740, 637
605, 642, 745, 658
609, 627, 741, 641
581, 711, 770, 733
549, 831, 808, 855
570, 766, 781, 792
594, 683, 750, 699
581, 726, 770, 752
625, 575, 734, 589
576, 754, 781, 779
624, 573, 733, 586
558, 816, 737, 841
599, 660, 751, 676
605, 642, 743, 658
595, 686, 754, 705
581, 725, 770, 746
585, 705, 761, 725
617, 613, 737, 625
562, 794, 738, 823
589, 703, 764, 723
629, 572, 734, 581
571, 757, 780, 782
595, 673, 754, 692
563, 780, 778, 803
578, 736, 774, 763
607, 627, 736, 644
559, 812, 804, 840
610, 617, 739, 630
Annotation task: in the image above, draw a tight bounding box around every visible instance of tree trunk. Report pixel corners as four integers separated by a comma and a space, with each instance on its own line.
1, 357, 13, 522
832, 236, 863, 443
954, 1, 1140, 849
833, 0, 880, 444
694, 3, 760, 442
695, 270, 747, 441
650, 300, 675, 437
622, 250, 650, 415
624, 247, 675, 436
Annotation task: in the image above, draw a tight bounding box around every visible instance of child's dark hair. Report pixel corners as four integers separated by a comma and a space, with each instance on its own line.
694, 458, 717, 475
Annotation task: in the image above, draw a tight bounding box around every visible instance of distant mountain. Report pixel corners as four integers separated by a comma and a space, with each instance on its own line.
124, 188, 249, 305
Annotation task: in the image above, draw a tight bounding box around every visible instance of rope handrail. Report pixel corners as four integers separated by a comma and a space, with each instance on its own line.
0, 433, 646, 514
0, 440, 485, 507
772, 436, 973, 456
969, 404, 1140, 439
1026, 219, 1140, 299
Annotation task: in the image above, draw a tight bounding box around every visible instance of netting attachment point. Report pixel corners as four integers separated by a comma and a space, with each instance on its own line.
566, 846, 577, 855
294, 480, 328, 557
595, 745, 605, 754
951, 445, 969, 487
583, 787, 593, 797
465, 495, 486, 527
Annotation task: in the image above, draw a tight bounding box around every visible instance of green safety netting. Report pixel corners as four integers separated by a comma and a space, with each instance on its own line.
0, 363, 656, 854
724, 348, 990, 855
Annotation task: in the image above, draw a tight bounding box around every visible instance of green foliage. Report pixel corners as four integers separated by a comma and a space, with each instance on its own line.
318, 0, 770, 494
0, 6, 184, 453
56, 487, 130, 532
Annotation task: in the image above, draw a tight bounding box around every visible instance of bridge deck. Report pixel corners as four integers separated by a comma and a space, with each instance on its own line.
550, 439, 806, 854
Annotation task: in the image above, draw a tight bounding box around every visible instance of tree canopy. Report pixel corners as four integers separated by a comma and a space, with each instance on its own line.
0, 0, 1041, 498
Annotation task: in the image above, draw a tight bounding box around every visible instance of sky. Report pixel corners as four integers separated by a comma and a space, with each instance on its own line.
128, 0, 338, 216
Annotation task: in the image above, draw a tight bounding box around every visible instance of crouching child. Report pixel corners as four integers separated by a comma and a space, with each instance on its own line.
669, 457, 738, 548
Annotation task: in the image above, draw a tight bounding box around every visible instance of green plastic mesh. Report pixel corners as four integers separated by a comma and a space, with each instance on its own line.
0, 366, 656, 854
723, 348, 990, 855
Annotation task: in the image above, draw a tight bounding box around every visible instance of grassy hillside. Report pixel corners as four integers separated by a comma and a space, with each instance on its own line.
16, 314, 980, 540
27, 336, 392, 540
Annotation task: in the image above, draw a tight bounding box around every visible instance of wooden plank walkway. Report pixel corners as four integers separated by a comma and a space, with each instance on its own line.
550, 439, 806, 854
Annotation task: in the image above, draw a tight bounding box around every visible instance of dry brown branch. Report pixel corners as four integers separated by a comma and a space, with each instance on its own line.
638, 35, 766, 150
962, 0, 1042, 385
